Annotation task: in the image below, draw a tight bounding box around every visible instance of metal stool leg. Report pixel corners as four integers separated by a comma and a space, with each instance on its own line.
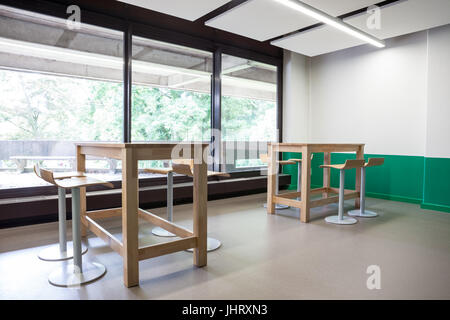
38, 187, 87, 261
348, 167, 378, 218
325, 169, 357, 225
264, 159, 289, 210
48, 188, 106, 287
152, 172, 176, 237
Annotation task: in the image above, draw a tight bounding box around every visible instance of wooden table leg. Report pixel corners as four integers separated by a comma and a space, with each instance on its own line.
323, 152, 331, 199
193, 156, 207, 267
122, 148, 139, 287
355, 145, 365, 208
76, 146, 87, 238
267, 144, 276, 214
300, 146, 312, 222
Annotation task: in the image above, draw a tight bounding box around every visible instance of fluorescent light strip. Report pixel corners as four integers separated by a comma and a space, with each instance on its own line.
272, 0, 385, 48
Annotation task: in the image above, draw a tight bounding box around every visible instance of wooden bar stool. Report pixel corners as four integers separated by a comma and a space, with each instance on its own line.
260, 154, 296, 210
320, 159, 365, 225
144, 159, 230, 252
34, 165, 112, 287
34, 165, 88, 261
348, 158, 385, 218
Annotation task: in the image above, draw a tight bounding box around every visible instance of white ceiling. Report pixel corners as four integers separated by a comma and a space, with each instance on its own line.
271, 24, 366, 57
346, 0, 450, 40
116, 0, 450, 57
205, 0, 381, 41
272, 0, 450, 57
117, 0, 231, 21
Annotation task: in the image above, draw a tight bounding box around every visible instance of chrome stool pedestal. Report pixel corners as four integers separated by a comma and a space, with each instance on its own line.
348, 158, 385, 218
48, 188, 106, 287
321, 160, 366, 225
38, 188, 88, 261
34, 165, 111, 287
152, 172, 176, 237
146, 162, 229, 252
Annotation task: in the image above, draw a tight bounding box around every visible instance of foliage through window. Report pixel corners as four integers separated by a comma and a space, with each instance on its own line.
0, 7, 280, 190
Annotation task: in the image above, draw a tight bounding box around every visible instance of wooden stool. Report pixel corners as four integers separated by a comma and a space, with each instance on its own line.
34, 165, 88, 261
320, 160, 365, 225
34, 165, 112, 287
144, 160, 230, 252
348, 158, 385, 218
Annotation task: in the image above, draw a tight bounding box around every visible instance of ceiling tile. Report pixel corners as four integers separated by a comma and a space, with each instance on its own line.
272, 0, 450, 57
117, 0, 231, 21
271, 24, 365, 57
206, 0, 381, 41
345, 0, 450, 40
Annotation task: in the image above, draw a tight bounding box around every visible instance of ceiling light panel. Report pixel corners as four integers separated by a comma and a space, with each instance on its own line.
271, 0, 450, 57
206, 0, 381, 41
271, 24, 366, 57
345, 0, 450, 40
117, 0, 231, 21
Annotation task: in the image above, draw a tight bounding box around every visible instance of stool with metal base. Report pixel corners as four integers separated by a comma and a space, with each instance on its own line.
348, 158, 385, 218
34, 166, 88, 261
34, 165, 112, 287
260, 154, 297, 210
144, 167, 176, 237
145, 160, 230, 252
320, 160, 366, 225
288, 154, 314, 200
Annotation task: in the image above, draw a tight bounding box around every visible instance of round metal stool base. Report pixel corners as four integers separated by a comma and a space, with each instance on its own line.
348, 209, 378, 218
186, 237, 222, 253
152, 227, 176, 237
38, 242, 88, 262
263, 203, 290, 210
325, 215, 358, 225
48, 262, 106, 287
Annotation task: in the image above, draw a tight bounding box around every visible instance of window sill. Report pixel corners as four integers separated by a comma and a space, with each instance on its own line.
0, 173, 291, 229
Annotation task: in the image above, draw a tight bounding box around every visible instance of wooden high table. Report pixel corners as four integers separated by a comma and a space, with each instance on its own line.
75, 142, 208, 287
267, 143, 365, 223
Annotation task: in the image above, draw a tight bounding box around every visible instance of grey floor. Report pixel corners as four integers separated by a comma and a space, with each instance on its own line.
0, 193, 449, 300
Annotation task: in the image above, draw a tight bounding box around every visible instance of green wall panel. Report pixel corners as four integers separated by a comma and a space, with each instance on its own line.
281, 152, 450, 213
422, 157, 450, 212
282, 153, 425, 204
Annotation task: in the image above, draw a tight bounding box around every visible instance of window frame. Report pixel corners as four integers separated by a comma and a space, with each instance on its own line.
0, 0, 283, 200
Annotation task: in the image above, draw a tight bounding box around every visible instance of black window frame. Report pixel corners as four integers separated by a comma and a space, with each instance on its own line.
0, 0, 284, 211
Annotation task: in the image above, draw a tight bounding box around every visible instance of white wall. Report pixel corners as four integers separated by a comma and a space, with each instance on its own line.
282, 50, 310, 142
308, 31, 428, 156
425, 24, 450, 158
283, 26, 450, 157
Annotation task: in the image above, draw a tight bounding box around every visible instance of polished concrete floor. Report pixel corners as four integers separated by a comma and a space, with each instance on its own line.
0, 193, 449, 300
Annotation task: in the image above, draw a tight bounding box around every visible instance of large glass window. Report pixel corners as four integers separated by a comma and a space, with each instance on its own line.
0, 5, 281, 192
221, 54, 278, 171
0, 7, 123, 189
131, 36, 212, 171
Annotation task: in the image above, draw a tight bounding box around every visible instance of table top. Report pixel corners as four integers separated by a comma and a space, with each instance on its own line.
76, 142, 209, 148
